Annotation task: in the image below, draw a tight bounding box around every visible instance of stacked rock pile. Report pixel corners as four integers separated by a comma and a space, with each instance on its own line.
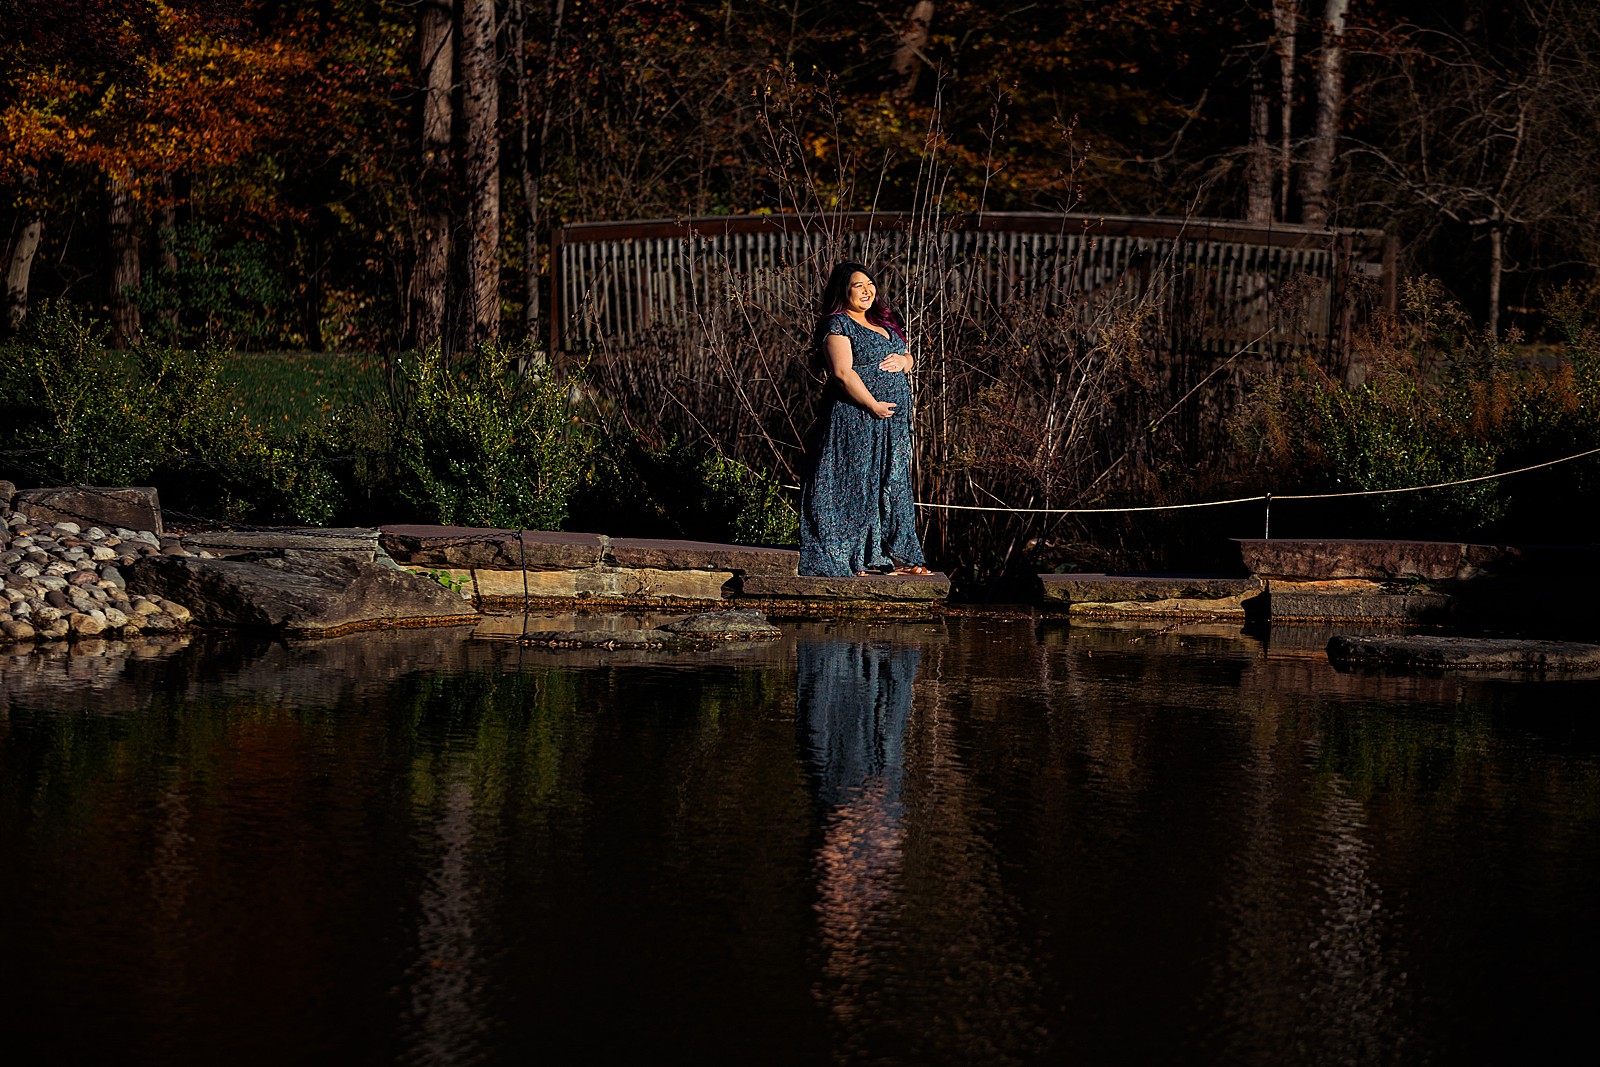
1, 509, 195, 644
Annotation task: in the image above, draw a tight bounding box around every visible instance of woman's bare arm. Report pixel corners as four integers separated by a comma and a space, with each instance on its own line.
825, 334, 895, 418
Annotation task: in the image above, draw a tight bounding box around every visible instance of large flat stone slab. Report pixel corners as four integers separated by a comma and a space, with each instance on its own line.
381, 527, 797, 575
1041, 573, 1259, 603
184, 528, 379, 560
605, 537, 798, 575
1268, 590, 1456, 623
1264, 578, 1385, 594
1039, 574, 1261, 618
1262, 575, 1600, 630
127, 550, 479, 635
738, 573, 949, 601
1236, 538, 1600, 582
515, 610, 783, 650
12, 486, 163, 535
1237, 538, 1496, 580
380, 526, 604, 569
468, 565, 734, 602
1327, 634, 1600, 672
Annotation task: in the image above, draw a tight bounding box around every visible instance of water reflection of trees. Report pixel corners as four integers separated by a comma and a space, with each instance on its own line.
1034, 620, 1600, 1060
0, 634, 608, 1062
5, 620, 1599, 1061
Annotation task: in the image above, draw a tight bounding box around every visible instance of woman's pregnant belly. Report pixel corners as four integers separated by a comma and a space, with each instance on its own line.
856, 364, 912, 407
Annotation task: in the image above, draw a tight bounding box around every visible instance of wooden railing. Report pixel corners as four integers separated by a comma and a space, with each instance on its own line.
549, 211, 1395, 355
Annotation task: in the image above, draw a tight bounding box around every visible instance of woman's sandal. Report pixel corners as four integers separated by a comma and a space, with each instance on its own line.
893, 564, 933, 576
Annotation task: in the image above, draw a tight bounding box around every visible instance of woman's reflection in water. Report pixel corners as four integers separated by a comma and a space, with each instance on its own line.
797, 637, 920, 1037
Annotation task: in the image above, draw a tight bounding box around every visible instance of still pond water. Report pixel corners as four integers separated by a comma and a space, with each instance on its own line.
2, 616, 1598, 1066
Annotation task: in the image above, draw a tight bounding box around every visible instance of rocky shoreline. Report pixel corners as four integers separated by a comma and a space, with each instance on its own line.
1, 507, 196, 644
8, 481, 1598, 675
1, 481, 483, 645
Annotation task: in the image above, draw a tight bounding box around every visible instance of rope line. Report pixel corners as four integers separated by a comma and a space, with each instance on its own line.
1273, 446, 1600, 500
910, 446, 1600, 514
784, 445, 1600, 515
916, 493, 1266, 515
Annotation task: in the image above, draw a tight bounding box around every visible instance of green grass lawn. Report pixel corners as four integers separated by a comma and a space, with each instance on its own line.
220, 351, 386, 430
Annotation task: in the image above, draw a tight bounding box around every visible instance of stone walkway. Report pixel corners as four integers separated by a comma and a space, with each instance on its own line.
375, 527, 1600, 629
1039, 538, 1600, 632
1039, 573, 1262, 619
378, 526, 951, 616
14, 474, 1595, 631
13, 480, 1597, 647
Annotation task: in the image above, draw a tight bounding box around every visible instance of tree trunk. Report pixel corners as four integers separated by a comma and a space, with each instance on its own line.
4, 212, 43, 335
1245, 64, 1274, 222
1298, 0, 1347, 227
1487, 224, 1503, 341
514, 0, 564, 349
157, 197, 178, 274
890, 2, 935, 101
461, 0, 501, 352
513, 2, 535, 342
413, 0, 455, 352
302, 217, 326, 352
107, 172, 141, 348
157, 173, 179, 338
1274, 0, 1298, 220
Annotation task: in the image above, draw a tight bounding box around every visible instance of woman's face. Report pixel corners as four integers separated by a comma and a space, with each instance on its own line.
846, 271, 876, 313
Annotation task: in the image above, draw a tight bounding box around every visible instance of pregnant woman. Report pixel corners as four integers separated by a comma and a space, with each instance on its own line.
799, 261, 932, 577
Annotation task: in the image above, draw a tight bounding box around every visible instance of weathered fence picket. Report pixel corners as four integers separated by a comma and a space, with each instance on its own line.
549, 212, 1393, 364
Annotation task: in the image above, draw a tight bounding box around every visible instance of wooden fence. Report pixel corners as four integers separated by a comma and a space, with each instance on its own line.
550, 212, 1395, 358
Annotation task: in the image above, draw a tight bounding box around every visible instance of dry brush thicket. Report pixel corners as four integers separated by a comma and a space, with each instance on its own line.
579, 224, 1338, 588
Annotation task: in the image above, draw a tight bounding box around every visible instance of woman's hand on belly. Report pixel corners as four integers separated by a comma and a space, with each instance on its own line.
878, 351, 911, 373
826, 354, 898, 419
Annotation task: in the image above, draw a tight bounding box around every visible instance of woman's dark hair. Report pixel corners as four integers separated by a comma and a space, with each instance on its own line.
813, 261, 906, 358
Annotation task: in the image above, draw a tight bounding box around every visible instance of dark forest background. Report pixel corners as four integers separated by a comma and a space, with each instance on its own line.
4, 0, 1597, 353
4, 2, 1600, 585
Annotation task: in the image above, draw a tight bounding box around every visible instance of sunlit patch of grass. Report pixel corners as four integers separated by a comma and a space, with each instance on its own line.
219, 351, 385, 429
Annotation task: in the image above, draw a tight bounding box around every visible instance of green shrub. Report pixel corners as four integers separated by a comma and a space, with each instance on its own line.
0, 300, 157, 486
701, 449, 799, 545
0, 301, 343, 526
6, 305, 779, 536
1294, 358, 1503, 532
571, 432, 798, 545
131, 221, 298, 350
386, 343, 590, 530
1233, 279, 1600, 541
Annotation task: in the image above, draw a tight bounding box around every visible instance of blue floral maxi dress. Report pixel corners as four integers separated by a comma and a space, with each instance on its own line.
800, 314, 929, 576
